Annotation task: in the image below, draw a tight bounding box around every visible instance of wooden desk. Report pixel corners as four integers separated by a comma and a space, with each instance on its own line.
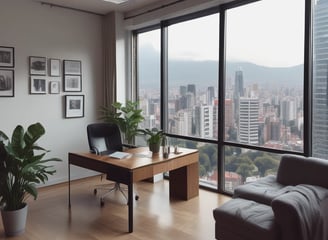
68, 147, 199, 233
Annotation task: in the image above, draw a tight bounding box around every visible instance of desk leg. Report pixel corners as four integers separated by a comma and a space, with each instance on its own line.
169, 162, 199, 200
68, 162, 71, 208
128, 182, 133, 233
128, 183, 133, 233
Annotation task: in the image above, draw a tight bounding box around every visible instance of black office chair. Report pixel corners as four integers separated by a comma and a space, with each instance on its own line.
87, 122, 139, 207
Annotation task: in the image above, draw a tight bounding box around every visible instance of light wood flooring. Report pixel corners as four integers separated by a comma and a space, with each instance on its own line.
0, 176, 231, 240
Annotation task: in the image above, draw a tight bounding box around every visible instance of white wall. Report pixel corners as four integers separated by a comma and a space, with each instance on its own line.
0, 0, 103, 185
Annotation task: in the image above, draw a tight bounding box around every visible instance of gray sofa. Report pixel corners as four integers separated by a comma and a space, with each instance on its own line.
213, 154, 328, 240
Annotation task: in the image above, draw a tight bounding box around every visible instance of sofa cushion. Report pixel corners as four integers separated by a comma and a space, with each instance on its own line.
233, 175, 285, 205
213, 198, 279, 240
277, 154, 328, 188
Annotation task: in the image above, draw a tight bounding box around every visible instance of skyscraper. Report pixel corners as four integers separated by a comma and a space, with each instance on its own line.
280, 98, 296, 125
207, 86, 215, 105
187, 84, 196, 96
313, 0, 328, 158
233, 70, 244, 126
200, 105, 213, 138
234, 70, 244, 97
239, 98, 259, 145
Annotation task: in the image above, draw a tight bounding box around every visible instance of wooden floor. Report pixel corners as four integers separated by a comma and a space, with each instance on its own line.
0, 176, 231, 240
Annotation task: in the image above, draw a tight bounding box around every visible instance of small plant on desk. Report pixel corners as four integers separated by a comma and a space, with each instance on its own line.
138, 128, 164, 154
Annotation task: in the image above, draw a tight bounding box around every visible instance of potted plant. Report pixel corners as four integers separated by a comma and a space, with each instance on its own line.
99, 101, 144, 145
0, 122, 61, 236
138, 128, 164, 154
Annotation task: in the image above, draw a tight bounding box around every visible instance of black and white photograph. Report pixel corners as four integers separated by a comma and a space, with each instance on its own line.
49, 58, 60, 76
0, 69, 14, 97
65, 95, 84, 118
63, 60, 81, 75
49, 81, 60, 94
0, 46, 14, 68
29, 56, 46, 75
64, 75, 81, 92
30, 76, 46, 94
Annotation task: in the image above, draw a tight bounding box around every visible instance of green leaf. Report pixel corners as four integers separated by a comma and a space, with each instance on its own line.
25, 184, 38, 200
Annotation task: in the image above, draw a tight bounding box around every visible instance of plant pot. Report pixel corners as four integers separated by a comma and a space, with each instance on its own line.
1, 204, 28, 237
149, 143, 160, 154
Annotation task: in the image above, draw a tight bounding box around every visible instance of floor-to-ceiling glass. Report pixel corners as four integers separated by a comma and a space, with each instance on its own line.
224, 0, 305, 191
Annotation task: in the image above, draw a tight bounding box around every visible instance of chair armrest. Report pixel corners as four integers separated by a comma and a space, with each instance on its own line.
123, 143, 137, 149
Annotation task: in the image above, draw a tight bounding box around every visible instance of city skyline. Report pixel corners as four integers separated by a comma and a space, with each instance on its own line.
139, 66, 304, 152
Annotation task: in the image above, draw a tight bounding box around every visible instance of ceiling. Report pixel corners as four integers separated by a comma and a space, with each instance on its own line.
35, 0, 172, 15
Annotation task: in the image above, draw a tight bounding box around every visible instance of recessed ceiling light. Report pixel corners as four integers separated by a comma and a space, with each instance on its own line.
103, 0, 129, 4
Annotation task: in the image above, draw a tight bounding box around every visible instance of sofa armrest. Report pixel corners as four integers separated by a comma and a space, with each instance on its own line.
271, 185, 328, 240
271, 193, 302, 240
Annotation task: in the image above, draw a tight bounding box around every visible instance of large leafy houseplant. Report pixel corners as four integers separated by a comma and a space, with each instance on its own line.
99, 101, 144, 144
0, 122, 61, 211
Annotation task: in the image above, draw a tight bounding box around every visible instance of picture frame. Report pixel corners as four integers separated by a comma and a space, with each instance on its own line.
0, 69, 14, 97
0, 46, 14, 68
65, 95, 84, 118
49, 58, 60, 76
64, 75, 81, 92
30, 76, 46, 94
63, 60, 81, 75
49, 81, 60, 94
29, 56, 46, 75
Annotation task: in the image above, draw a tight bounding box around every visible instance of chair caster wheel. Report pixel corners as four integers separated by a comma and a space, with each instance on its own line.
94, 189, 97, 195
100, 198, 105, 207
135, 195, 139, 201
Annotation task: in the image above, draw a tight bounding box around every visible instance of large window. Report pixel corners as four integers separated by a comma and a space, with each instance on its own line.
134, 0, 308, 193
167, 14, 219, 140
224, 0, 305, 191
225, 0, 305, 151
136, 29, 161, 131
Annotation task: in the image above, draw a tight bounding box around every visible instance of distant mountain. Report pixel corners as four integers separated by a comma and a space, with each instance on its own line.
226, 62, 302, 89
138, 45, 303, 90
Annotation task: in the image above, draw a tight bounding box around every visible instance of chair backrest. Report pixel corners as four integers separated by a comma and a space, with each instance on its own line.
87, 123, 123, 155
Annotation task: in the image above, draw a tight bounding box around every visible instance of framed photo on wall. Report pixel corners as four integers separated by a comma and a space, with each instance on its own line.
0, 69, 14, 97
49, 81, 60, 94
49, 58, 60, 76
63, 60, 81, 75
64, 75, 81, 92
29, 56, 46, 75
65, 95, 84, 118
0, 46, 14, 68
30, 76, 46, 94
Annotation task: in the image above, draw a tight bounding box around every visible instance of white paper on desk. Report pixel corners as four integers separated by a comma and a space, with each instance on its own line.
109, 151, 131, 159
134, 151, 152, 158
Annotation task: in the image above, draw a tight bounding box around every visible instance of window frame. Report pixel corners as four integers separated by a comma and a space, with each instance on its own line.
132, 0, 311, 195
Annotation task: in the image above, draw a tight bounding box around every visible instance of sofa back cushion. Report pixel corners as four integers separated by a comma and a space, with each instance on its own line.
277, 154, 328, 188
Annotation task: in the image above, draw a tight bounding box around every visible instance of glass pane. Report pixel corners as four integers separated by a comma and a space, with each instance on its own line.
313, 0, 328, 159
167, 14, 219, 140
137, 29, 161, 131
225, 0, 304, 152
169, 137, 218, 189
224, 146, 281, 192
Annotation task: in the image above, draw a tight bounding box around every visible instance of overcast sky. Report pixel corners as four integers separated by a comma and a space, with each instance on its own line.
140, 0, 305, 68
